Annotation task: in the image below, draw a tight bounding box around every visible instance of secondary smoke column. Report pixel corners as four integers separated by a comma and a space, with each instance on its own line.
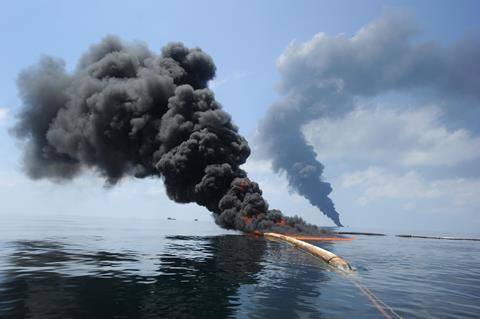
259, 94, 345, 226
13, 36, 322, 234
258, 89, 347, 226
257, 11, 480, 227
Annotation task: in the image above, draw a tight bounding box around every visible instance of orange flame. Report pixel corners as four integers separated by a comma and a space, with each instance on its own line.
242, 216, 253, 225
245, 230, 354, 241
242, 215, 353, 241
286, 235, 354, 241
238, 180, 248, 192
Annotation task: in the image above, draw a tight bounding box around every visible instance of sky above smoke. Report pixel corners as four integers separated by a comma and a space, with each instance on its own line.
0, 1, 479, 234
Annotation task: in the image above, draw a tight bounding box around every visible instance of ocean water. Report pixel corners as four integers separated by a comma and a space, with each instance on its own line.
0, 213, 479, 319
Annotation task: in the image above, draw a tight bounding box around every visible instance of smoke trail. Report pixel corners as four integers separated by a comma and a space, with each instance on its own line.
13, 36, 323, 234
257, 11, 480, 226
258, 78, 348, 227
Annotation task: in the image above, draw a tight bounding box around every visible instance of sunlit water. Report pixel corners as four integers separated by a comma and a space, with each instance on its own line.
0, 213, 479, 318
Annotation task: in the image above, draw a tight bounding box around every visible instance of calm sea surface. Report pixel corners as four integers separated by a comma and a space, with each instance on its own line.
0, 213, 479, 318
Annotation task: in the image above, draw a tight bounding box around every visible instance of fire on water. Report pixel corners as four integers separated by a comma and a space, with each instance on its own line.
285, 235, 354, 241
250, 230, 354, 241
243, 215, 354, 241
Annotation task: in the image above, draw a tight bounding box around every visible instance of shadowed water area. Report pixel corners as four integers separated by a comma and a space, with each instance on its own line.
0, 214, 479, 318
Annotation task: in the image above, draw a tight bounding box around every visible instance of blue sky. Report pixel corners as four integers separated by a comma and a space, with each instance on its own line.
1, 0, 479, 234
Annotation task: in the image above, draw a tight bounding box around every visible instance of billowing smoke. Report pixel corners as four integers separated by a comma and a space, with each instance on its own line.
258, 11, 480, 226
13, 36, 323, 234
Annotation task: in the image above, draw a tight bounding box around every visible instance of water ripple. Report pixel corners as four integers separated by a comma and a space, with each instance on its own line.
0, 226, 479, 318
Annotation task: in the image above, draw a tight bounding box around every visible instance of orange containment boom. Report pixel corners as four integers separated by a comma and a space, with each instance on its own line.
263, 232, 353, 271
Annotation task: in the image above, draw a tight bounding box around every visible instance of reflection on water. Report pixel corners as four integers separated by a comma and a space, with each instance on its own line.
0, 236, 256, 318
238, 240, 331, 319
2, 229, 479, 319
0, 235, 334, 319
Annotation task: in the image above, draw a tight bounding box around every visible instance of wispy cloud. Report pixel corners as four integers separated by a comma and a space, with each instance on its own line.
0, 171, 22, 188
0, 107, 9, 122
209, 72, 249, 89
304, 105, 480, 167
340, 166, 480, 212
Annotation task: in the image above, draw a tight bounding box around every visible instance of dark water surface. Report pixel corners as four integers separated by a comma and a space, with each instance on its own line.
0, 214, 479, 318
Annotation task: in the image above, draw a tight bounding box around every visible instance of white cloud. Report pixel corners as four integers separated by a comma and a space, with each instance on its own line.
242, 158, 291, 197
341, 167, 438, 203
209, 72, 248, 89
340, 166, 480, 211
303, 105, 480, 167
0, 108, 8, 122
0, 171, 22, 188
242, 157, 273, 175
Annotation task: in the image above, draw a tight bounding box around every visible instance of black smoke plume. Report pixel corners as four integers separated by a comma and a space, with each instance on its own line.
13, 36, 324, 234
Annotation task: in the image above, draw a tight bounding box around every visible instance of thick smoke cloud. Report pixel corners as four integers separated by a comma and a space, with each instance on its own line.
258, 11, 480, 226
14, 36, 323, 234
